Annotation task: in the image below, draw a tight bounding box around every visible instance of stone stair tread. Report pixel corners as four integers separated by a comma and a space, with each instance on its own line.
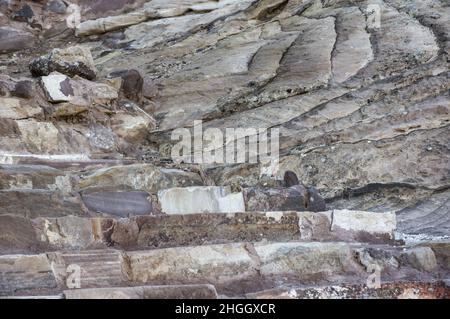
0, 210, 398, 254
1, 241, 445, 297
63, 284, 218, 299
245, 280, 450, 299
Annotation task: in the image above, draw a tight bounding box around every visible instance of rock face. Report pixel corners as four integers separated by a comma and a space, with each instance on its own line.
0, 0, 449, 299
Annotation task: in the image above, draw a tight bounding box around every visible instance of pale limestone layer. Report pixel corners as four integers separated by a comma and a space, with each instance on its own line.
158, 186, 245, 214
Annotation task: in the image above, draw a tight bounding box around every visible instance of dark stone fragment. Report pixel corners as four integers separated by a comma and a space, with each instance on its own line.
306, 186, 327, 212
81, 191, 154, 217
45, 0, 67, 14
29, 56, 97, 80
284, 170, 300, 187
11, 4, 34, 22
59, 77, 74, 96
12, 80, 33, 98
0, 118, 20, 137
109, 69, 143, 102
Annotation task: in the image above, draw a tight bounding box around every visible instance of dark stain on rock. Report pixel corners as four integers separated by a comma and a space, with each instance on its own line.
59, 77, 74, 97
12, 81, 33, 99
109, 69, 143, 102
11, 4, 34, 22
284, 170, 300, 187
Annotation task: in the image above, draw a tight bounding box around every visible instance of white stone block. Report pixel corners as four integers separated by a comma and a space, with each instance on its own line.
158, 186, 245, 214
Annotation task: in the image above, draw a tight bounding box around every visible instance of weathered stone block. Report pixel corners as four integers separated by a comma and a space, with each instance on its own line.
400, 247, 437, 272
133, 212, 304, 249
81, 191, 155, 217
33, 216, 99, 250
0, 215, 40, 253
48, 250, 126, 289
77, 164, 203, 193
30, 46, 98, 80
331, 210, 397, 243
0, 254, 57, 295
0, 190, 83, 218
0, 27, 36, 54
64, 284, 218, 299
254, 242, 359, 280
0, 164, 70, 192
158, 186, 245, 214
244, 186, 326, 212
127, 243, 257, 285
0, 97, 41, 119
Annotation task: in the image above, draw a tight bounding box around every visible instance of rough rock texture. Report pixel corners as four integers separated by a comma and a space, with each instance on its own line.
0, 0, 449, 299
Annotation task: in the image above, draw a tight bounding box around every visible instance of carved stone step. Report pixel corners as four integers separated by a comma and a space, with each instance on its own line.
0, 254, 57, 296
47, 250, 127, 289
0, 210, 398, 253
245, 281, 450, 299
63, 284, 218, 299
0, 242, 444, 296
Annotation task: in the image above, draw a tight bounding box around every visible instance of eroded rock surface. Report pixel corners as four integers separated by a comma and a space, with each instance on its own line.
0, 0, 449, 299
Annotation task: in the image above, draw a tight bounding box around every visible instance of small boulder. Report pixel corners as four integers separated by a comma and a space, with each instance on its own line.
111, 111, 156, 143
29, 46, 98, 80
45, 0, 67, 14
40, 73, 74, 103
40, 72, 118, 105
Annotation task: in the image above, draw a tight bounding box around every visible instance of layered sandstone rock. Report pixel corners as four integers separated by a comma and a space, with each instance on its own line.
0, 0, 449, 299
